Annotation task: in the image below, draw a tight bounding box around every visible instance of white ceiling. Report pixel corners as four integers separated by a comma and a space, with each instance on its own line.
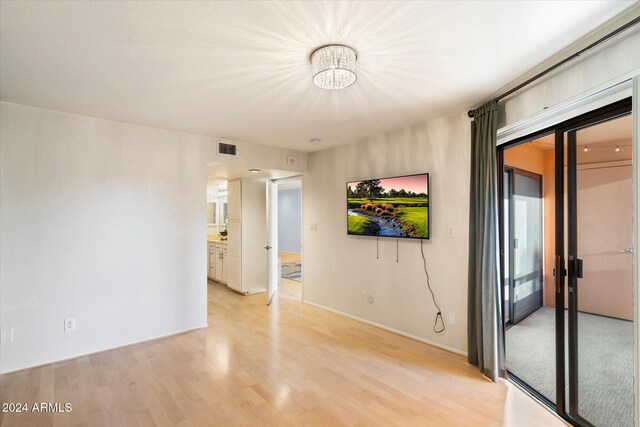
576, 114, 633, 146
527, 114, 632, 162
0, 1, 635, 152
531, 114, 632, 148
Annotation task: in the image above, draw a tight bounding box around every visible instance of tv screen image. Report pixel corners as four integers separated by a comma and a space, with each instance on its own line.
347, 173, 429, 239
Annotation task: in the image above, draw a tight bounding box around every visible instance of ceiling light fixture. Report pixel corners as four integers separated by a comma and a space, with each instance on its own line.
249, 169, 260, 173
310, 138, 322, 144
311, 45, 357, 90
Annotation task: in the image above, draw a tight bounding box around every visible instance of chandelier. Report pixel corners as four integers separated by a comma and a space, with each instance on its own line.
311, 45, 357, 90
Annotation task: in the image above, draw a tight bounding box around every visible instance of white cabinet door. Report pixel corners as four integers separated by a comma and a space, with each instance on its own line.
215, 244, 223, 282
208, 244, 216, 280
227, 180, 241, 221
208, 253, 215, 279
222, 247, 228, 284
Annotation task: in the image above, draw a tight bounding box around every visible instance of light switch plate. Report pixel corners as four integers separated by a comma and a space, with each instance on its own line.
447, 225, 456, 238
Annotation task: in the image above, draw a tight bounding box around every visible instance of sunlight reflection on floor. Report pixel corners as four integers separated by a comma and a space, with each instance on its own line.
501, 380, 566, 427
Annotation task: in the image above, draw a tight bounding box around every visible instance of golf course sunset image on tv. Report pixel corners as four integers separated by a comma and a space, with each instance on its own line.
347, 173, 429, 239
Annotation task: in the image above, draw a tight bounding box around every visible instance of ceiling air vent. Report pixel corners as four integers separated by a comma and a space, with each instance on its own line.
218, 141, 237, 156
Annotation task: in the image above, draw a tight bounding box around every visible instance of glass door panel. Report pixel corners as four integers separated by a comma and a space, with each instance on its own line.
503, 154, 552, 404
512, 171, 543, 322
567, 114, 634, 427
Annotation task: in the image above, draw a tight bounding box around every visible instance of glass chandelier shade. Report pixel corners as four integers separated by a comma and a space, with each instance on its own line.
311, 45, 357, 90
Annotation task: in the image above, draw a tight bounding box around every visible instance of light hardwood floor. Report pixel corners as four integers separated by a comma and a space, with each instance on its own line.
279, 251, 302, 299
0, 281, 564, 426
278, 252, 301, 265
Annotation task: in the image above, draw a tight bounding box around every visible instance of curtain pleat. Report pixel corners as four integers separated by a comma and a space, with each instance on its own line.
467, 101, 505, 382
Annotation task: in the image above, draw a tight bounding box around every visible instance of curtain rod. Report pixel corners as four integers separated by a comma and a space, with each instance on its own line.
467, 16, 640, 118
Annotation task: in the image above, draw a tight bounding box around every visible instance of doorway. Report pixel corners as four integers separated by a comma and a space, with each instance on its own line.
500, 98, 635, 427
204, 163, 302, 301
275, 177, 303, 299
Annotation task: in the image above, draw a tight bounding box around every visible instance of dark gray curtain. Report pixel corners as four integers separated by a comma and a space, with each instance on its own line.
467, 101, 505, 382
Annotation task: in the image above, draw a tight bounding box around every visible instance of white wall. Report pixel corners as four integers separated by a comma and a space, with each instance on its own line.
501, 29, 640, 130
303, 113, 470, 354
278, 188, 301, 254
0, 101, 306, 373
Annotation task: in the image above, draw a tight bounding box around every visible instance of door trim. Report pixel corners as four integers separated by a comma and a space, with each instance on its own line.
554, 128, 567, 417
566, 129, 579, 417
632, 75, 639, 427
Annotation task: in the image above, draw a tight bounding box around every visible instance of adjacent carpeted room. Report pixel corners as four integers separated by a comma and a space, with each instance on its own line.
506, 307, 634, 427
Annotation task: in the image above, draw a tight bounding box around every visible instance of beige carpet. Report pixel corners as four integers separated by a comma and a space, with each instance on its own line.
506, 307, 634, 427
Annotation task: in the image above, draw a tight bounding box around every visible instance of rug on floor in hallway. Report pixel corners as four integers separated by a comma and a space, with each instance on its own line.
281, 262, 301, 282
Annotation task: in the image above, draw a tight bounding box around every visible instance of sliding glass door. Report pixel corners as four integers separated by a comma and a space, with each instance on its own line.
501, 98, 634, 427
562, 109, 634, 427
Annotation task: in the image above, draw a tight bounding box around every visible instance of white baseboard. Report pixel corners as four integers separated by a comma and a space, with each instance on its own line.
0, 324, 209, 374
302, 300, 467, 357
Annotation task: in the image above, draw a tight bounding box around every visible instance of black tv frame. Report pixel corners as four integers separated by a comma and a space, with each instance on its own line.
346, 173, 430, 240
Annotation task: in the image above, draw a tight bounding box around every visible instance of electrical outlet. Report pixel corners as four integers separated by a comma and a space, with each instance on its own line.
0, 328, 12, 343
310, 223, 318, 231
64, 318, 76, 332
448, 313, 456, 325
367, 294, 374, 304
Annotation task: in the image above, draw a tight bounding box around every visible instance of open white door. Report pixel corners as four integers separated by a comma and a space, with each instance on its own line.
266, 179, 278, 304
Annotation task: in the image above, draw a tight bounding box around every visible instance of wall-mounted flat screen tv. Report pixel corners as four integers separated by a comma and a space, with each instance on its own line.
347, 173, 429, 239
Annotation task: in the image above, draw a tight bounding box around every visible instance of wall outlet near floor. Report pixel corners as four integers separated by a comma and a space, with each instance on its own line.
64, 318, 76, 332
448, 313, 456, 325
